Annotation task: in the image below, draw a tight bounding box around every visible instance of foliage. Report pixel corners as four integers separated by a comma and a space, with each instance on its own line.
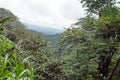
55, 1, 120, 79
0, 34, 34, 80
80, 0, 116, 15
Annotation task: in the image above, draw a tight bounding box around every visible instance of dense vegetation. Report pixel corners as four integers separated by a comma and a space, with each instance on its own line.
1, 0, 120, 80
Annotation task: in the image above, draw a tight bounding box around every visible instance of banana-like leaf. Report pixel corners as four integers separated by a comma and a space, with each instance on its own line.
0, 17, 10, 24
0, 17, 11, 27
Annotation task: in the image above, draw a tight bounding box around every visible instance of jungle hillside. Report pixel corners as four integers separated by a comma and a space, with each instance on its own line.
0, 0, 120, 80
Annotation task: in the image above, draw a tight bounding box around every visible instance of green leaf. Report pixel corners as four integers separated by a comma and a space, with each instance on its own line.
0, 17, 10, 24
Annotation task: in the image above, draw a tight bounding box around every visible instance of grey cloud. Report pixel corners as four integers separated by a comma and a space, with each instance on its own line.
21, 0, 52, 16
0, 0, 85, 29
60, 0, 85, 20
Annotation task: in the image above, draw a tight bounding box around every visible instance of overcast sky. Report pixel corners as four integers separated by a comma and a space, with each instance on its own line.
0, 0, 85, 29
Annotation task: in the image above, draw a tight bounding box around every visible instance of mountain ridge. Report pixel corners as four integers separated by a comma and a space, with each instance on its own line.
23, 23, 64, 35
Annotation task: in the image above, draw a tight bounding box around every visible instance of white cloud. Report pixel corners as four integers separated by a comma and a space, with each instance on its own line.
0, 0, 85, 29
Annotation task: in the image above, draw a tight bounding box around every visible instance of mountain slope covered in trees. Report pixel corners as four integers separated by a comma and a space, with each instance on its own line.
24, 23, 64, 35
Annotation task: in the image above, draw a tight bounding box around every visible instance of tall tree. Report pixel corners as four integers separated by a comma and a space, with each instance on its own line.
79, 0, 120, 79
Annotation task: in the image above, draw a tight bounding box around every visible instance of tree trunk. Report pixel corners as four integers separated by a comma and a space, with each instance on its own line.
98, 52, 113, 79
108, 57, 120, 80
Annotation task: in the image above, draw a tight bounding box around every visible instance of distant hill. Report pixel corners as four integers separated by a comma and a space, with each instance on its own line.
23, 23, 64, 35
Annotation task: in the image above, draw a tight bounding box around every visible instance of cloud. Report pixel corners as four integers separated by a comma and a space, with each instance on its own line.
61, 0, 85, 20
0, 0, 85, 29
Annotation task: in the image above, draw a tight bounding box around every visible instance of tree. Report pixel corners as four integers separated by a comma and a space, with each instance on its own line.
79, 0, 120, 79
57, 9, 120, 79
80, 0, 116, 16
